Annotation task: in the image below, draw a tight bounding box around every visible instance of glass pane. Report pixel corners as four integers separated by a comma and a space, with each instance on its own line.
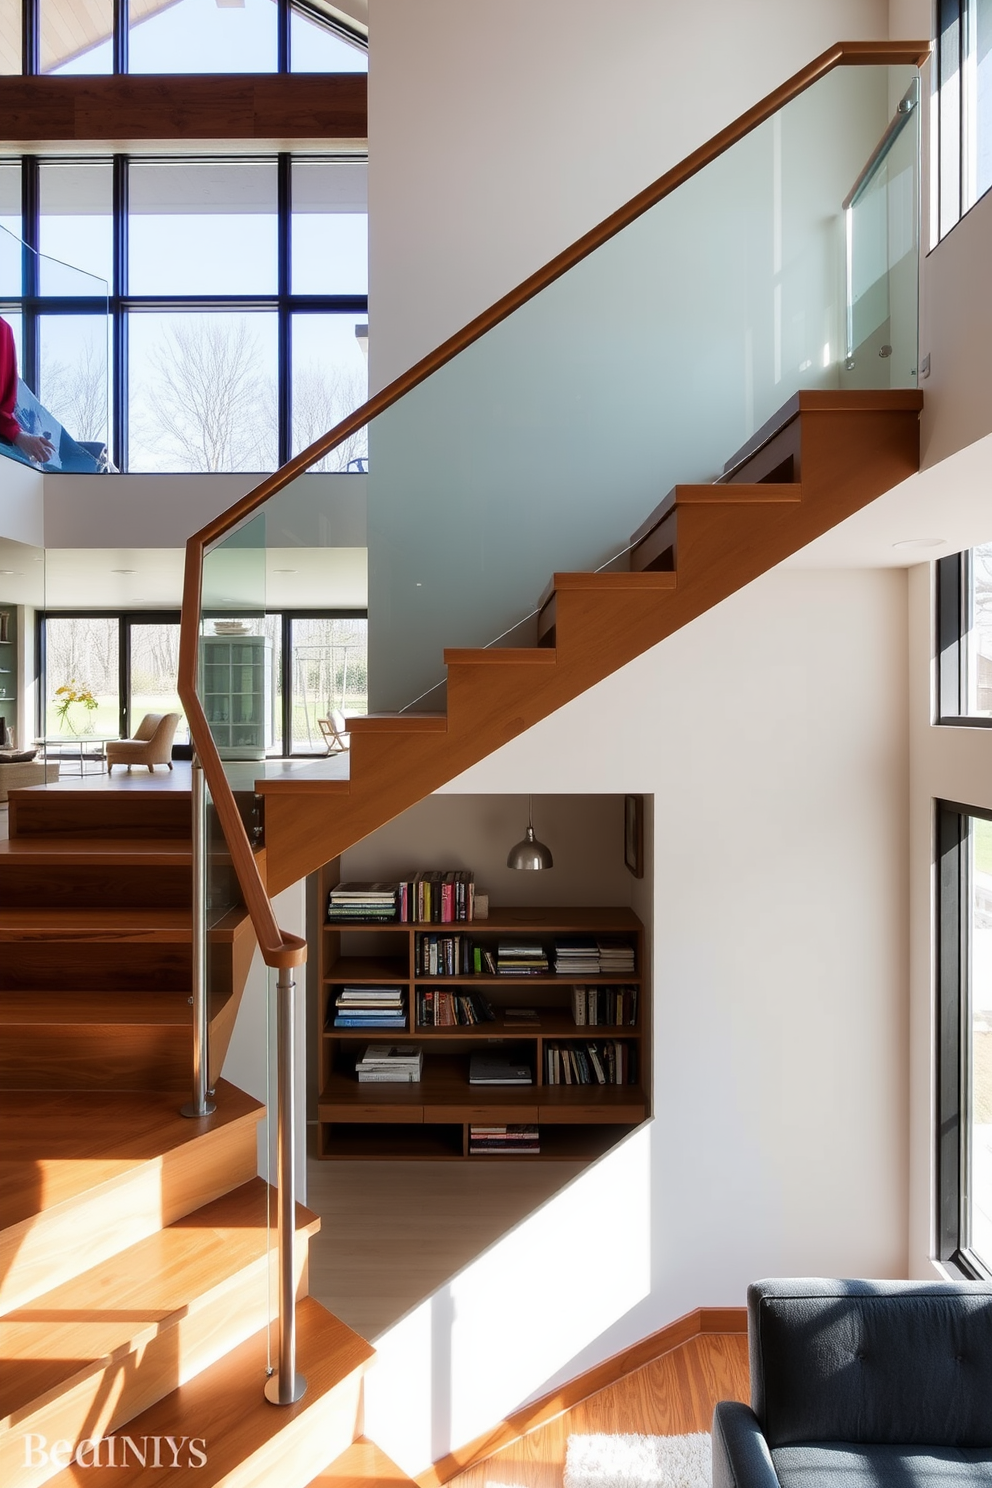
41, 0, 113, 74
39, 315, 110, 453
130, 0, 277, 74
292, 312, 368, 464
44, 616, 120, 738
128, 310, 278, 472
39, 162, 114, 289
289, 615, 367, 753
0, 0, 20, 75
129, 160, 278, 296
129, 621, 187, 744
970, 816, 992, 1266
290, 8, 367, 72
940, 0, 963, 238
292, 159, 368, 295
976, 0, 992, 202
0, 161, 20, 240
845, 81, 920, 387
970, 542, 992, 715
201, 518, 272, 762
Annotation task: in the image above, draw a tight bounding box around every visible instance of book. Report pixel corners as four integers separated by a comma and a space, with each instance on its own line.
356, 1043, 423, 1082
469, 1123, 540, 1154
469, 1054, 533, 1085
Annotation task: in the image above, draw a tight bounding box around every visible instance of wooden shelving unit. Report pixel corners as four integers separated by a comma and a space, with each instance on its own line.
316, 868, 649, 1162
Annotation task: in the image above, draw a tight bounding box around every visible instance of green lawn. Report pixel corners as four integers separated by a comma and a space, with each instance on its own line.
977, 819, 992, 876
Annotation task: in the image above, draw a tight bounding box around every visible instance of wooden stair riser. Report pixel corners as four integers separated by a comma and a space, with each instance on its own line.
2, 1233, 314, 1488
0, 1010, 192, 1091
0, 1105, 261, 1316
0, 940, 191, 992
7, 792, 191, 841
39, 1299, 372, 1488
0, 864, 191, 909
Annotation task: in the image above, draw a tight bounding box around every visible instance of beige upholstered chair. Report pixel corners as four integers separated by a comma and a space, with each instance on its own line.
106, 713, 180, 773
318, 710, 351, 756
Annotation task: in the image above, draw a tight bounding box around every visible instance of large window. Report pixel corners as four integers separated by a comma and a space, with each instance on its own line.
936, 544, 992, 722
937, 801, 992, 1274
4, 153, 368, 471
933, 0, 992, 242
41, 608, 366, 755
6, 0, 366, 75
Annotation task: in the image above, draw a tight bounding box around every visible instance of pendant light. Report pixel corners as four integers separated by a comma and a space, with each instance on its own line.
506, 795, 554, 870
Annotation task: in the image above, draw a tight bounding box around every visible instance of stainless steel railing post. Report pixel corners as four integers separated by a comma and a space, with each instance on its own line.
181, 755, 216, 1119
264, 966, 307, 1405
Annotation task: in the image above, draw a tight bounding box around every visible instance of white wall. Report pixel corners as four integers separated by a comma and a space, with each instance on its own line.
0, 457, 43, 546
368, 0, 889, 389
364, 565, 910, 1476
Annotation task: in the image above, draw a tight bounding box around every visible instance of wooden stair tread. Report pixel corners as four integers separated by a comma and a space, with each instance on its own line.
0, 1080, 262, 1230
0, 837, 192, 866
538, 570, 680, 608
630, 481, 801, 546
0, 990, 190, 1024
41, 1297, 373, 1488
346, 713, 447, 733
443, 646, 558, 665
309, 1438, 416, 1487
721, 386, 924, 475
0, 1178, 319, 1425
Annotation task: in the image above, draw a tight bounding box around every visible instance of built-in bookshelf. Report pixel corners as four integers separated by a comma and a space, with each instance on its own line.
316, 863, 649, 1162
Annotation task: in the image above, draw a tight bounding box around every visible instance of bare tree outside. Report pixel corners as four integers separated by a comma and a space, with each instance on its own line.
292, 362, 368, 472
42, 340, 109, 444
131, 317, 274, 472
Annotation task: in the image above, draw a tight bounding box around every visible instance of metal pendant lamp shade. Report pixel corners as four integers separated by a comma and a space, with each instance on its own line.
507, 796, 554, 870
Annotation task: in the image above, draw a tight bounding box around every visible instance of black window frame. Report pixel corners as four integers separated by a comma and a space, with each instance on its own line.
936, 797, 992, 1278
17, 0, 367, 78
39, 605, 368, 758
936, 550, 992, 727
933, 0, 992, 243
4, 149, 368, 473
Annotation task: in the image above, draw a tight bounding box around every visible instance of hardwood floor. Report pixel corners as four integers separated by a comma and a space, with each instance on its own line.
305, 1154, 585, 1341
445, 1332, 750, 1488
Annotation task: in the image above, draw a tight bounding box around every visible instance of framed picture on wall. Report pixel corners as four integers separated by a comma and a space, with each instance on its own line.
624, 794, 644, 878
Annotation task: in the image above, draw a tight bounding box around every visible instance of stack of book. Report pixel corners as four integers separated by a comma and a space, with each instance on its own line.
417, 988, 496, 1027
597, 937, 636, 973
469, 1124, 540, 1155
355, 1045, 423, 1083
327, 883, 397, 922
468, 1053, 533, 1084
544, 1040, 636, 1085
571, 985, 638, 1026
496, 940, 549, 975
554, 936, 600, 974
331, 987, 406, 1028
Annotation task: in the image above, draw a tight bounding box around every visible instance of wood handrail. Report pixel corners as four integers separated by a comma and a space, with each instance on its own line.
177, 39, 930, 968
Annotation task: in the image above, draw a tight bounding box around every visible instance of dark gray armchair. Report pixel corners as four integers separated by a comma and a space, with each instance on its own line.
713, 1278, 992, 1488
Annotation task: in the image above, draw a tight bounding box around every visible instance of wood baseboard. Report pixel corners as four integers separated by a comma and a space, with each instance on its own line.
415, 1305, 747, 1487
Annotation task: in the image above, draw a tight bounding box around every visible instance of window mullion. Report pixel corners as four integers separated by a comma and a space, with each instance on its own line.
113, 155, 128, 472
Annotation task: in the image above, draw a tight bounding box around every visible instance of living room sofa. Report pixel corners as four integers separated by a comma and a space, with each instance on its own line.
713, 1277, 992, 1488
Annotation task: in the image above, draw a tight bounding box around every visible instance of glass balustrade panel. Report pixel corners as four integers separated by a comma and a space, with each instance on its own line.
0, 224, 110, 475
193, 61, 920, 733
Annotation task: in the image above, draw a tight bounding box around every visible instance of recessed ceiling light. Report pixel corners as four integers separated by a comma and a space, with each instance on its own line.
273, 568, 298, 574
0, 569, 16, 575
891, 538, 947, 550
111, 568, 136, 574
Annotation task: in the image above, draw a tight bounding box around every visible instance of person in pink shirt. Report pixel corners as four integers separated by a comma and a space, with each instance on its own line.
0, 317, 55, 464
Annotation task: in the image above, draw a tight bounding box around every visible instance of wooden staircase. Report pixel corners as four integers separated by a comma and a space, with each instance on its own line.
258, 390, 924, 893
0, 782, 408, 1487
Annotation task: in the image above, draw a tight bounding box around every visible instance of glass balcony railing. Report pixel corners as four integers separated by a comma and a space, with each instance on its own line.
192, 55, 921, 737
0, 224, 111, 473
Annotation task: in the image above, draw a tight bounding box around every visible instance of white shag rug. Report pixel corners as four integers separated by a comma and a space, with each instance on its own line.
563, 1432, 712, 1488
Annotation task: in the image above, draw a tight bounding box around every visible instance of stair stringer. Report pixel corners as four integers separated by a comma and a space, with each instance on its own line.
261, 392, 922, 893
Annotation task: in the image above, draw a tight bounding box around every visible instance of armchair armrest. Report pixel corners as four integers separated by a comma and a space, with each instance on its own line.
712, 1402, 780, 1488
